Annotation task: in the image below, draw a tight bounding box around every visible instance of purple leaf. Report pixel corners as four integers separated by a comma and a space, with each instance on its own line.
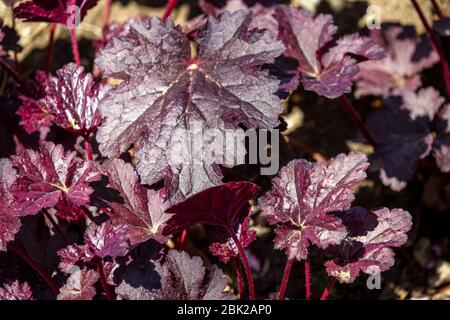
434, 18, 450, 37
0, 158, 21, 251
0, 21, 21, 57
434, 103, 450, 172
37, 63, 105, 134
164, 182, 259, 241
367, 91, 442, 191
14, 0, 98, 25
0, 281, 33, 300
10, 142, 101, 216
273, 5, 384, 98
101, 159, 173, 246
57, 268, 99, 300
84, 220, 130, 259
325, 207, 412, 283
95, 11, 284, 202
199, 0, 279, 34
116, 250, 234, 300
354, 25, 439, 98
258, 152, 368, 260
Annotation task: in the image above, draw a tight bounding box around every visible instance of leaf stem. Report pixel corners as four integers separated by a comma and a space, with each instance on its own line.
305, 257, 311, 300
178, 229, 188, 247
162, 0, 178, 21
235, 260, 245, 300
43, 209, 69, 246
69, 28, 81, 66
337, 95, 376, 147
277, 258, 294, 300
227, 227, 255, 300
9, 243, 60, 296
320, 277, 337, 300
411, 0, 450, 97
0, 57, 25, 87
430, 0, 445, 19
10, 9, 18, 69
102, 0, 112, 35
84, 137, 93, 161
97, 259, 114, 300
45, 24, 57, 74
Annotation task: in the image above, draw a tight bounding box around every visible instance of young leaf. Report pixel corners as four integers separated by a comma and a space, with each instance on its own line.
354, 25, 439, 98
39, 63, 104, 134
10, 142, 101, 216
100, 159, 172, 246
14, 0, 98, 25
116, 250, 234, 300
0, 281, 33, 300
57, 244, 93, 274
84, 220, 130, 259
164, 182, 259, 243
325, 207, 412, 283
0, 158, 21, 251
258, 152, 369, 260
95, 11, 284, 202
57, 268, 99, 300
209, 216, 256, 264
273, 5, 384, 98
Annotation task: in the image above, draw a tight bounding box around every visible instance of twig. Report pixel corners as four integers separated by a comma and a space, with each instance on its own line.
430, 0, 445, 19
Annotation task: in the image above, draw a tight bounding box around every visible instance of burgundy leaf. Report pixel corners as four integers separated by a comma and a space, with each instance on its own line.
101, 159, 172, 246
0, 281, 33, 300
95, 11, 284, 202
354, 25, 439, 98
14, 0, 98, 25
84, 220, 130, 259
57, 268, 99, 300
116, 250, 234, 300
37, 63, 105, 134
273, 5, 384, 98
10, 142, 101, 216
0, 158, 21, 251
164, 182, 259, 240
325, 207, 412, 283
258, 152, 368, 260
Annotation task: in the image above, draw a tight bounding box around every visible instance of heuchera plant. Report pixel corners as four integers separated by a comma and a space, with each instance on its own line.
4, 0, 450, 300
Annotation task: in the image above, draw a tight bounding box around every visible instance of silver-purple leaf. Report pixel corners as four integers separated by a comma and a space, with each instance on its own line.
258, 152, 369, 260
57, 268, 99, 300
39, 63, 105, 134
273, 5, 384, 98
116, 250, 234, 300
10, 142, 101, 216
434, 103, 450, 172
101, 159, 172, 246
84, 220, 130, 259
354, 25, 439, 98
325, 207, 412, 283
0, 281, 33, 300
0, 158, 20, 251
95, 11, 284, 202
